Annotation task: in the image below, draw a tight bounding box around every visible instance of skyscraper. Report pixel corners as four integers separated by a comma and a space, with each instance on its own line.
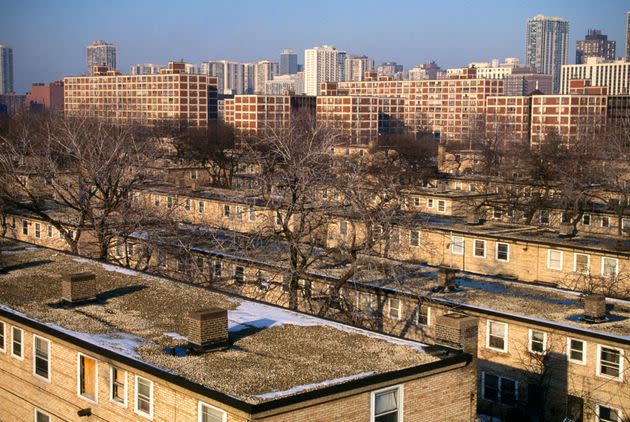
626, 12, 630, 62
576, 29, 616, 64
87, 40, 117, 75
304, 45, 346, 96
344, 55, 375, 81
526, 15, 569, 93
254, 60, 279, 93
200, 60, 246, 94
0, 44, 14, 94
279, 49, 298, 75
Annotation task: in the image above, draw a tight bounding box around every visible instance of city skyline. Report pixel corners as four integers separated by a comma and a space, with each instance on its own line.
0, 0, 627, 93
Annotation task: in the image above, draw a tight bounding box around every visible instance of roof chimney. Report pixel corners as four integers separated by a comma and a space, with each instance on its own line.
432, 268, 461, 293
187, 308, 229, 352
62, 273, 97, 305
559, 223, 575, 238
582, 294, 606, 323
435, 313, 478, 356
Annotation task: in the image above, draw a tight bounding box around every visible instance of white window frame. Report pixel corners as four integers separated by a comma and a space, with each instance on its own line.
134, 375, 154, 419
528, 329, 547, 355
413, 197, 420, 207
573, 253, 590, 274
597, 404, 623, 422
370, 385, 403, 422
77, 352, 98, 403
601, 257, 619, 278
388, 298, 402, 320
33, 409, 51, 422
357, 292, 374, 314
496, 242, 510, 262
596, 344, 624, 382
546, 249, 563, 271
451, 236, 464, 256
249, 206, 256, 222
481, 372, 519, 406
416, 305, 431, 327
409, 230, 421, 247
32, 335, 51, 382
11, 326, 23, 360
601, 216, 610, 228
486, 320, 508, 353
198, 201, 205, 214
34, 223, 41, 238
437, 199, 446, 213
110, 366, 128, 407
198, 401, 227, 422
473, 239, 486, 258
427, 198, 434, 208
0, 321, 5, 353
567, 338, 586, 365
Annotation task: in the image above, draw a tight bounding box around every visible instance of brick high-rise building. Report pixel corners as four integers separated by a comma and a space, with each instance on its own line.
576, 29, 616, 64
526, 15, 570, 93
25, 81, 64, 113
304, 45, 346, 95
64, 61, 218, 127
0, 44, 14, 94
279, 48, 298, 75
86, 40, 116, 75
321, 68, 503, 142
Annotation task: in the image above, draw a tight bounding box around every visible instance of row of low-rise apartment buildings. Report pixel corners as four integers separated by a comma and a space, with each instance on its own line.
3, 178, 630, 421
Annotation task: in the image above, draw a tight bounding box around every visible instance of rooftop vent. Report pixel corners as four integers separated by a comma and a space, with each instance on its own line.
435, 313, 478, 356
62, 273, 97, 305
581, 294, 607, 323
437, 181, 448, 193
558, 223, 575, 238
466, 212, 483, 225
187, 308, 229, 352
432, 268, 461, 293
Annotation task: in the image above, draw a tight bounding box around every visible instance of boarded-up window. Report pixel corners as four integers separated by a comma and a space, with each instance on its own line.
79, 354, 97, 401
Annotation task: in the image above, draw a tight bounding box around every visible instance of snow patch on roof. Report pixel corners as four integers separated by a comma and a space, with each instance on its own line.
254, 371, 376, 400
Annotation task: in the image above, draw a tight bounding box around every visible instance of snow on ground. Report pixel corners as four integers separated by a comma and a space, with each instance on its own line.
165, 332, 188, 341
254, 371, 375, 400
229, 299, 428, 352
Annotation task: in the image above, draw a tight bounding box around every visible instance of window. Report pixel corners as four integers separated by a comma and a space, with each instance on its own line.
11, 326, 23, 359
47, 225, 52, 237
547, 250, 563, 271
388, 298, 401, 320
340, 220, 348, 236
134, 376, 153, 418
623, 218, 630, 233
486, 320, 507, 352
567, 338, 586, 365
574, 254, 590, 274
154, 196, 160, 207
482, 373, 518, 406
437, 200, 446, 213
33, 335, 51, 381
249, 206, 256, 222
184, 199, 191, 211
78, 353, 98, 401
539, 210, 550, 225
427, 198, 434, 208
256, 271, 269, 291
191, 169, 198, 180
234, 266, 244, 284
496, 242, 509, 262
451, 236, 464, 255
34, 409, 51, 422
528, 329, 546, 354
199, 401, 226, 422
473, 239, 486, 258
235, 206, 243, 221
561, 212, 570, 224
22, 220, 28, 236
602, 257, 618, 277
417, 304, 430, 326
601, 216, 610, 228
358, 292, 373, 314
213, 260, 222, 279
493, 208, 503, 219
597, 405, 622, 422
0, 321, 4, 352
110, 366, 127, 406
409, 230, 420, 247
597, 345, 623, 381
413, 197, 420, 207
583, 214, 591, 226
198, 201, 205, 214
34, 223, 41, 238
371, 386, 402, 422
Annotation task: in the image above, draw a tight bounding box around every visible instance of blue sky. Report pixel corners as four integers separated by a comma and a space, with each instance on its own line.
1, 0, 627, 93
